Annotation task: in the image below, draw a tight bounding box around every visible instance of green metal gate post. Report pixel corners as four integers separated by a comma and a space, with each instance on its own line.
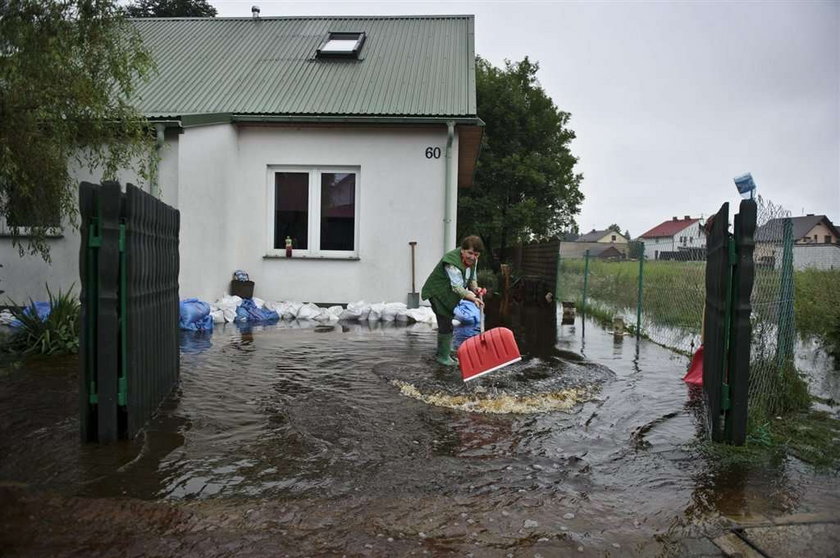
636, 244, 645, 338
582, 250, 590, 315
775, 218, 795, 368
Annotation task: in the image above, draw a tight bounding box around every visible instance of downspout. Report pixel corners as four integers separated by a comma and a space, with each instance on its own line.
443, 121, 455, 252
151, 123, 165, 198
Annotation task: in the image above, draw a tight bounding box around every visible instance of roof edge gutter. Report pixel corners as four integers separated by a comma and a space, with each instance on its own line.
232, 115, 483, 126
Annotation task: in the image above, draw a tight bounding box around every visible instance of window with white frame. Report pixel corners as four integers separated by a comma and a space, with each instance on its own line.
267, 166, 359, 257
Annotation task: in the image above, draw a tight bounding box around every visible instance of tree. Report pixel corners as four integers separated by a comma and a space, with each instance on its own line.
125, 0, 217, 18
0, 0, 155, 259
458, 57, 583, 262
607, 224, 622, 234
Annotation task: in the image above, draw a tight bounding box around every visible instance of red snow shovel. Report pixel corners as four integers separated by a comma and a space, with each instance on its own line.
457, 299, 522, 382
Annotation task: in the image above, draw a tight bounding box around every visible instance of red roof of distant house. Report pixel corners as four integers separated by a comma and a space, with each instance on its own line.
639, 217, 701, 239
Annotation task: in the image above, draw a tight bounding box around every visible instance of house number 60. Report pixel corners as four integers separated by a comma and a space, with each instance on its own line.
425, 147, 441, 159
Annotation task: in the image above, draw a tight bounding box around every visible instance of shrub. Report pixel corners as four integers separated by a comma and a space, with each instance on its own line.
477, 269, 499, 292
6, 286, 80, 355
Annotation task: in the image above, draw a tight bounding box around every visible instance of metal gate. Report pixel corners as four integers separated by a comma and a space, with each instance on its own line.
79, 181, 180, 443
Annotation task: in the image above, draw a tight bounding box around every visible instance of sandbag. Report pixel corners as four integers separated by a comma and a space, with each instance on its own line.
236, 299, 280, 323
346, 300, 371, 321
381, 302, 407, 322
405, 306, 436, 324
180, 298, 213, 331
325, 305, 343, 321
453, 300, 480, 325
297, 302, 323, 321
368, 302, 385, 322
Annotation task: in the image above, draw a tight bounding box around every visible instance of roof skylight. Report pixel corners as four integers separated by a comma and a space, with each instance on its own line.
317, 32, 366, 58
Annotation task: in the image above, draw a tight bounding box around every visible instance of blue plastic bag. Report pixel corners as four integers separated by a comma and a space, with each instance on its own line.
235, 299, 280, 323
179, 298, 213, 332
453, 322, 480, 351
9, 301, 52, 328
453, 299, 481, 325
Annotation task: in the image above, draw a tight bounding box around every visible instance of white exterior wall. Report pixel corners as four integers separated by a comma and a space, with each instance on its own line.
175, 124, 238, 301
787, 244, 840, 270
230, 125, 454, 304
0, 151, 161, 303
1, 124, 456, 305
641, 222, 706, 259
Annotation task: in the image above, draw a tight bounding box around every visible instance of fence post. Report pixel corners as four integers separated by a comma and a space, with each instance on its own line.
582, 249, 590, 315
775, 218, 795, 368
725, 199, 756, 445
636, 244, 645, 338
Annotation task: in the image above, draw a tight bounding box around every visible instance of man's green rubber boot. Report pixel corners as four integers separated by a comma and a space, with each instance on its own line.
435, 333, 458, 366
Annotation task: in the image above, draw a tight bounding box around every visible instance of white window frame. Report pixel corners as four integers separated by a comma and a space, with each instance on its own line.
266, 165, 361, 259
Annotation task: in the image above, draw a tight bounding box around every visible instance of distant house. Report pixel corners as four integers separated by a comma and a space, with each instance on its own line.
755, 214, 840, 270
559, 242, 625, 261
577, 228, 628, 245
637, 215, 705, 260
0, 15, 483, 304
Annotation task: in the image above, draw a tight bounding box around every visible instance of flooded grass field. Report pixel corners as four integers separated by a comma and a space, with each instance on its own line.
1, 301, 838, 556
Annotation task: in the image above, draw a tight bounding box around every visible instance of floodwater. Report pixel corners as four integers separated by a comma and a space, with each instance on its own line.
1, 300, 838, 556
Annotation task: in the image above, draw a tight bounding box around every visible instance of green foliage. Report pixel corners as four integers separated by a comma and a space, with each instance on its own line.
477, 269, 498, 292
6, 287, 80, 355
125, 0, 217, 17
794, 268, 840, 359
559, 259, 705, 331
0, 0, 156, 260
749, 358, 811, 423
627, 240, 644, 260
458, 57, 583, 259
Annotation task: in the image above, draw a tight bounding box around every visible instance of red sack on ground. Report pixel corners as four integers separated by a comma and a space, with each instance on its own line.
683, 344, 703, 386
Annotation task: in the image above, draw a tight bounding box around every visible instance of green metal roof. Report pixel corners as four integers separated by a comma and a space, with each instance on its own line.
131, 15, 477, 119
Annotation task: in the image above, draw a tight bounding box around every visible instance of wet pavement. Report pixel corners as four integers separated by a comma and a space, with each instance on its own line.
1, 300, 838, 556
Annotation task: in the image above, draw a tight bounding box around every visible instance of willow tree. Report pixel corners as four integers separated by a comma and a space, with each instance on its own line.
458, 57, 583, 262
0, 0, 155, 259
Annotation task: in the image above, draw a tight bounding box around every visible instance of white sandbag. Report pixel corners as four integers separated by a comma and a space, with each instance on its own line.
264, 300, 280, 312
210, 309, 225, 324
405, 306, 436, 324
368, 302, 385, 322
251, 297, 266, 309
381, 302, 407, 322
212, 296, 241, 323
325, 305, 343, 321
220, 295, 242, 306
347, 300, 371, 321
297, 302, 323, 321
283, 301, 303, 320
338, 308, 360, 321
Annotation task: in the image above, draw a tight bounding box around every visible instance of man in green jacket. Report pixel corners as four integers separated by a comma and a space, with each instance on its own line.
421, 235, 486, 365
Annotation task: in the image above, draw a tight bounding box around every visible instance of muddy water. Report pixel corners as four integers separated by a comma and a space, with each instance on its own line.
1, 301, 838, 555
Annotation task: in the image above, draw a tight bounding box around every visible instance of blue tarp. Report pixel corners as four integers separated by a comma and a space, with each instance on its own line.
8, 301, 52, 328
235, 299, 280, 323
453, 300, 481, 325
179, 298, 213, 332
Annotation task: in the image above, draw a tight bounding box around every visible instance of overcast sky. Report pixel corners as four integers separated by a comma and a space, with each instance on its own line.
212, 0, 839, 237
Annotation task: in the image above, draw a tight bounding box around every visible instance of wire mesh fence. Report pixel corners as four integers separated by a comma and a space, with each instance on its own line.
554, 195, 839, 429
556, 252, 705, 355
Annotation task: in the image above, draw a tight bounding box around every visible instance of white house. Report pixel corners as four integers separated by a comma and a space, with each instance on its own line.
0, 15, 483, 305
637, 215, 706, 260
